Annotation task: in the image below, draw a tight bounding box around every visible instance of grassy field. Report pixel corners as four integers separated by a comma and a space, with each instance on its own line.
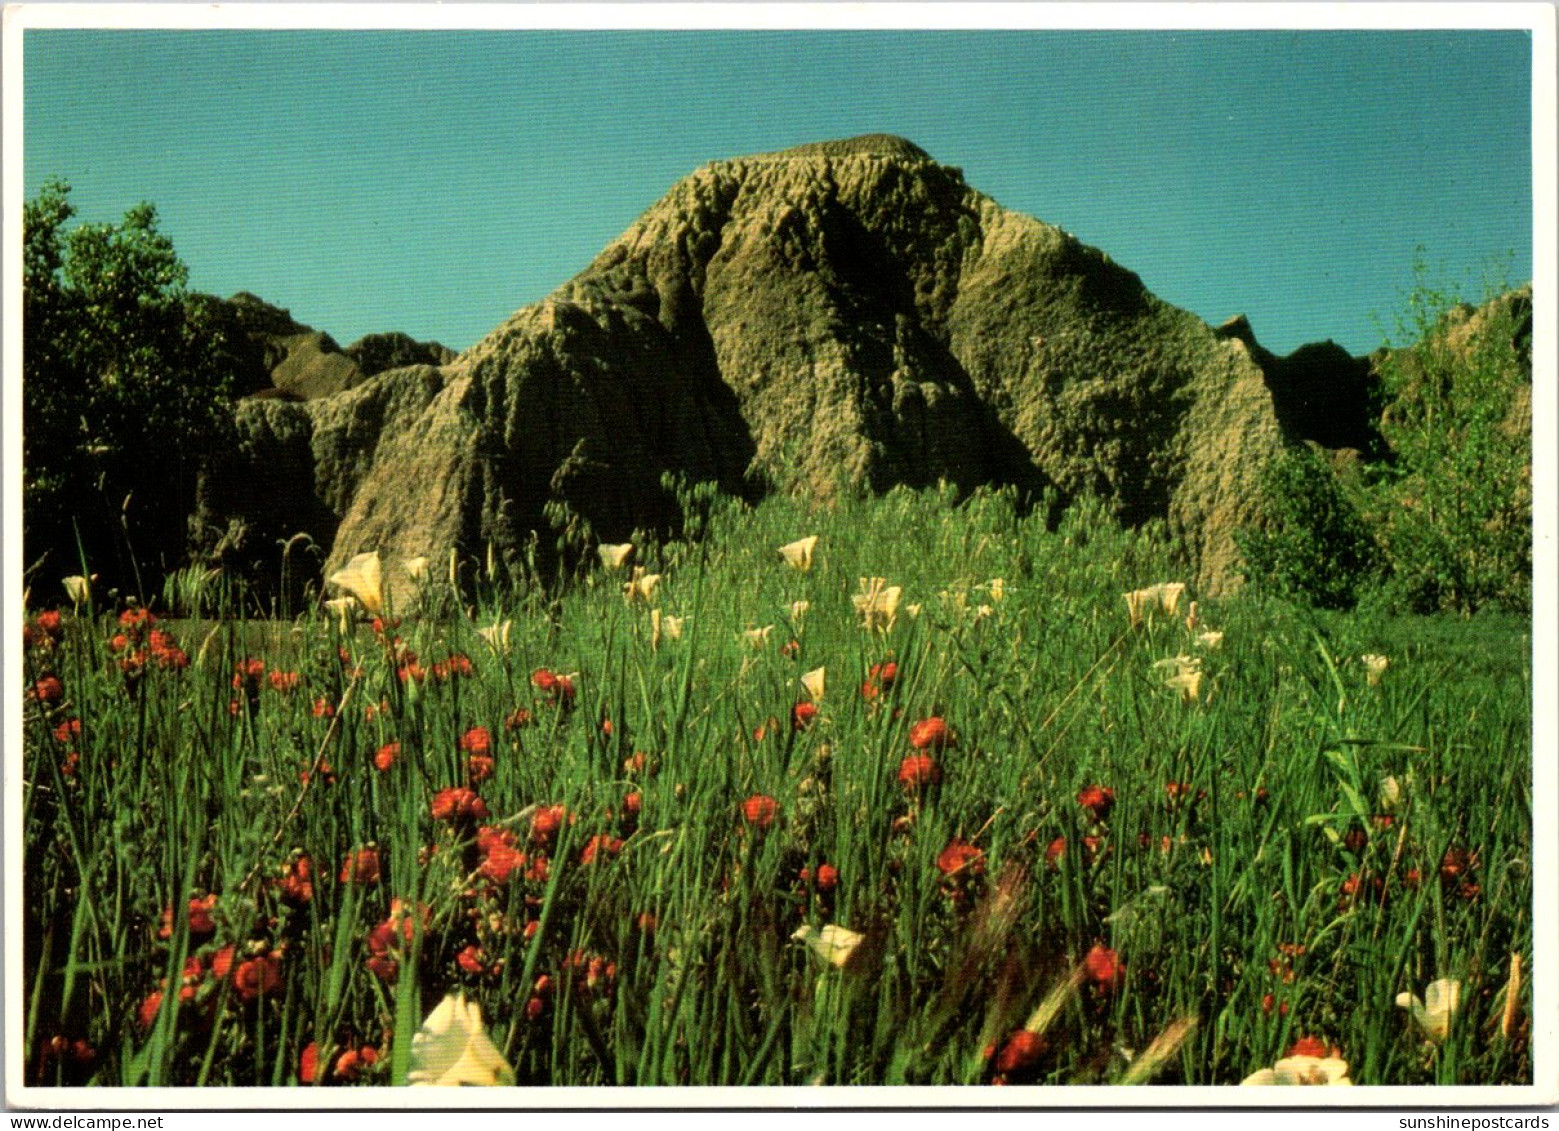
19, 485, 1532, 1088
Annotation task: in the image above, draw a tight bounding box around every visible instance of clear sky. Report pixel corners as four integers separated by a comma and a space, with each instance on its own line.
22, 27, 1533, 357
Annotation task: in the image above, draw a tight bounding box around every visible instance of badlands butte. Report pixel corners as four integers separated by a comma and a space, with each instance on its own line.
192, 134, 1530, 603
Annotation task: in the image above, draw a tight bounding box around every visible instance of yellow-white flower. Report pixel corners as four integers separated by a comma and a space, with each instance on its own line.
651, 609, 686, 651
801, 666, 826, 702
1241, 1056, 1353, 1086
598, 542, 634, 571
1165, 670, 1203, 703
779, 535, 819, 572
623, 566, 661, 604
1362, 654, 1390, 687
1194, 630, 1224, 650
1397, 978, 1461, 1041
403, 556, 430, 584
62, 575, 92, 607
323, 596, 359, 633
407, 992, 515, 1086
744, 625, 775, 649
986, 578, 1006, 602
1185, 600, 1200, 632
852, 577, 902, 633
328, 552, 384, 615
1124, 582, 1187, 627
792, 923, 865, 968
476, 619, 512, 655
789, 599, 811, 621
1379, 774, 1403, 812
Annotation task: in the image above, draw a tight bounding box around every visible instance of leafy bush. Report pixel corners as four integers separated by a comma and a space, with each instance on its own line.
1236, 443, 1381, 609
23, 178, 238, 598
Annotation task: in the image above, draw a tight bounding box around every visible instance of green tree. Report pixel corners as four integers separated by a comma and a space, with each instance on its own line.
24, 178, 237, 597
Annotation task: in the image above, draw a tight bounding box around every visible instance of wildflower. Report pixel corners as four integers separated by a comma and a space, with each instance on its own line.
789, 600, 811, 620
339, 847, 382, 885
431, 787, 489, 823
299, 1042, 320, 1085
778, 535, 818, 571
1396, 978, 1461, 1042
1185, 600, 1200, 631
742, 794, 779, 830
328, 551, 384, 615
373, 741, 399, 772
908, 716, 952, 750
324, 597, 359, 633
403, 556, 430, 583
1164, 669, 1203, 703
32, 675, 64, 703
743, 625, 775, 649
407, 993, 515, 1086
476, 619, 512, 654
579, 835, 623, 865
459, 726, 493, 759
791, 701, 819, 731
986, 578, 1006, 602
1083, 944, 1125, 991
1077, 784, 1115, 823
597, 542, 634, 570
1379, 775, 1403, 811
52, 718, 81, 745
1288, 1036, 1331, 1059
936, 838, 985, 879
780, 639, 801, 658
852, 577, 902, 632
531, 668, 576, 706
994, 1030, 1046, 1075
898, 754, 941, 790
1194, 630, 1224, 650
479, 840, 526, 885
800, 666, 826, 702
1124, 582, 1186, 626
1241, 1055, 1352, 1086
333, 1045, 379, 1081
277, 855, 314, 905
466, 754, 494, 784
62, 575, 91, 607
791, 923, 865, 968
861, 661, 898, 701
1361, 654, 1390, 687
530, 804, 569, 846
233, 953, 282, 1002
623, 566, 661, 604
137, 990, 165, 1031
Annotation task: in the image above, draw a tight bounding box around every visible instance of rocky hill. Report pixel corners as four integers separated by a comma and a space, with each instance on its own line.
198, 135, 1441, 603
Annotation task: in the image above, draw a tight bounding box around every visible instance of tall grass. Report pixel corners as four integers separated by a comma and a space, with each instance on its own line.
19, 485, 1532, 1087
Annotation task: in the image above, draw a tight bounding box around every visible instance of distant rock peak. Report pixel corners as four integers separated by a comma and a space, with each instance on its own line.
733, 134, 936, 163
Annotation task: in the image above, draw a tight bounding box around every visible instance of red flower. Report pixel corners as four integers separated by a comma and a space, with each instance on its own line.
741, 794, 779, 830
311, 698, 335, 718
431, 787, 488, 822
339, 846, 382, 885
158, 894, 218, 940
36, 609, 64, 639
1288, 1035, 1331, 1059
137, 990, 164, 1031
333, 1045, 378, 1081
1083, 943, 1124, 990
53, 718, 82, 745
233, 953, 282, 1002
269, 670, 301, 693
994, 1030, 1047, 1075
466, 753, 494, 784
531, 668, 576, 705
505, 707, 534, 730
936, 838, 985, 878
579, 834, 623, 865
479, 841, 526, 885
456, 944, 489, 975
624, 791, 642, 815
232, 658, 265, 688
908, 716, 952, 750
32, 675, 64, 703
861, 661, 899, 701
459, 727, 492, 758
447, 653, 474, 678
530, 804, 569, 846
373, 741, 399, 772
898, 754, 941, 790
780, 639, 801, 659
1076, 784, 1115, 822
1164, 781, 1204, 806
791, 701, 819, 731
211, 944, 236, 980
278, 855, 314, 905
299, 1041, 320, 1084
1045, 836, 1068, 868
814, 863, 839, 891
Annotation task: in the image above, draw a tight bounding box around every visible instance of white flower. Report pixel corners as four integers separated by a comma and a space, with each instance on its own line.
623, 566, 661, 604
323, 596, 359, 633
1397, 978, 1461, 1041
1241, 1055, 1353, 1086
1165, 670, 1203, 703
1379, 774, 1403, 812
789, 600, 811, 621
986, 578, 1006, 602
852, 577, 902, 633
801, 666, 826, 702
792, 923, 865, 968
652, 609, 686, 651
62, 575, 92, 607
1362, 654, 1390, 687
779, 535, 818, 572
597, 543, 634, 571
1124, 582, 1187, 627
1185, 600, 1200, 632
407, 993, 515, 1086
744, 625, 774, 649
1194, 630, 1224, 650
476, 619, 512, 655
403, 556, 430, 583
328, 552, 384, 615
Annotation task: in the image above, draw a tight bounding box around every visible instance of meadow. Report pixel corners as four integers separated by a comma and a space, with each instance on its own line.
19, 483, 1533, 1088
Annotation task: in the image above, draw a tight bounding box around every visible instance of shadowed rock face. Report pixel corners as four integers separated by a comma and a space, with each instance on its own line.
208, 134, 1403, 601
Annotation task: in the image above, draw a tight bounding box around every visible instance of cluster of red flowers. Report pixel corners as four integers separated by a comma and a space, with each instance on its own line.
299, 1039, 381, 1085
431, 787, 489, 823
275, 854, 315, 905
1077, 784, 1115, 823
460, 726, 494, 783
339, 846, 383, 886
531, 668, 576, 708
157, 894, 219, 941
109, 609, 188, 678
138, 940, 286, 1030
790, 700, 819, 731
23, 609, 65, 653
741, 793, 779, 830
860, 660, 898, 702
364, 899, 430, 983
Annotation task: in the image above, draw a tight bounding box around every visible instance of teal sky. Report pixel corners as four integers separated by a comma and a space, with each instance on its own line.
23, 29, 1533, 356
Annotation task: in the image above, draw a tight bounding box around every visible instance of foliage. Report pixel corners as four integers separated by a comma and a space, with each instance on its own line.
1365, 269, 1531, 614
23, 179, 238, 599
19, 486, 1531, 1088
1236, 444, 1381, 610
